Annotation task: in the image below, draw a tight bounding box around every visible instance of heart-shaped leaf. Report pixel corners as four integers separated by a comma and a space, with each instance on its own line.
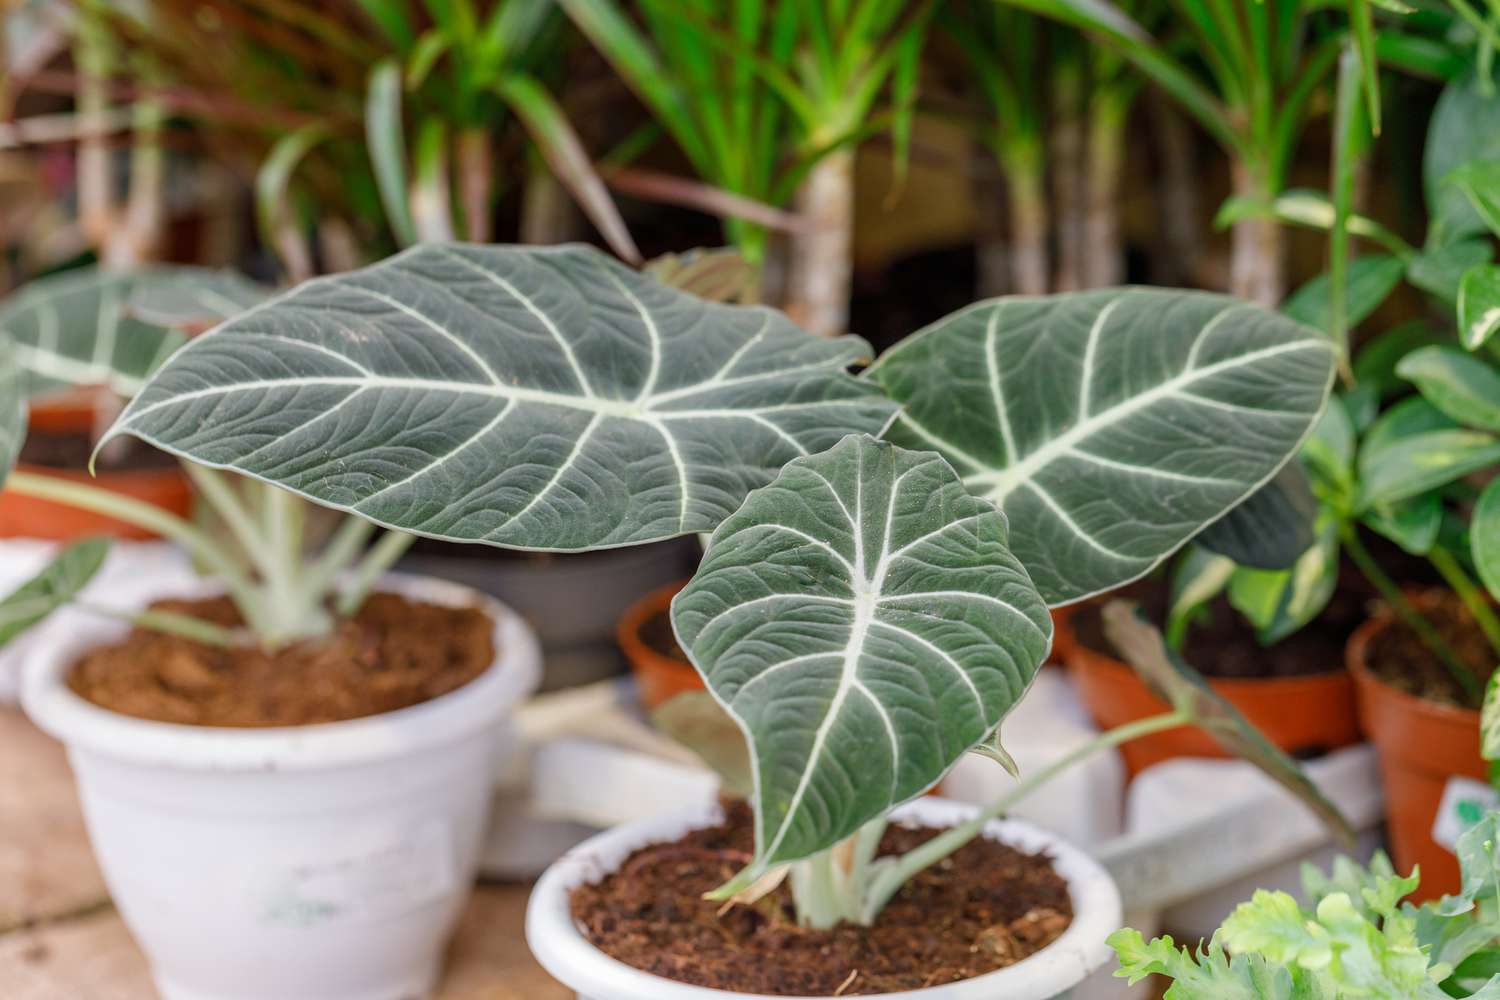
867, 289, 1336, 605
1397, 345, 1500, 433
0, 267, 253, 399
1460, 264, 1500, 351
103, 243, 897, 550
672, 435, 1051, 873
0, 537, 110, 647
0, 337, 20, 487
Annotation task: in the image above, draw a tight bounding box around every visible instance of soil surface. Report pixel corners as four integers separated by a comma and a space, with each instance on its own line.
68, 593, 495, 726
570, 801, 1072, 996
1364, 591, 1496, 709
20, 428, 177, 472
640, 607, 689, 664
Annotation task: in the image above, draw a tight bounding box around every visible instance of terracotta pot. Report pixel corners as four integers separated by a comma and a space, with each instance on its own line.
1348, 610, 1484, 899
1056, 604, 1361, 778
618, 580, 703, 711
0, 397, 193, 541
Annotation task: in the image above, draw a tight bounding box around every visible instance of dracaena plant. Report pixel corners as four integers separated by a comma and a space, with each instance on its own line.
1113, 812, 1500, 998
64, 239, 1337, 927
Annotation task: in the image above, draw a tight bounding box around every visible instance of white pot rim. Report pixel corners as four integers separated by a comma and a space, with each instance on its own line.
20, 571, 541, 772
526, 796, 1123, 1000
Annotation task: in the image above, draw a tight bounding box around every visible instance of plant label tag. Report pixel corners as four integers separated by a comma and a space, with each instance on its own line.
259, 819, 457, 927
1432, 776, 1500, 853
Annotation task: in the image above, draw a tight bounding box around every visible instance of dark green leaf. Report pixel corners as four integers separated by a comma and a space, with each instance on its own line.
1460, 264, 1500, 351
1196, 462, 1319, 570
1408, 239, 1494, 304
1396, 345, 1500, 432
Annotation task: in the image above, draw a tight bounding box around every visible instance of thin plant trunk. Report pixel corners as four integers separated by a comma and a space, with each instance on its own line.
973, 146, 1010, 298
788, 146, 855, 337
519, 157, 579, 246
1083, 95, 1128, 288
1147, 94, 1201, 287
1003, 147, 1049, 296
1049, 69, 1086, 292
1229, 161, 1284, 306
456, 127, 493, 243
317, 217, 361, 274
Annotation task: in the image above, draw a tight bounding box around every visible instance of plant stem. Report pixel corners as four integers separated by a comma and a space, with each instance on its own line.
456, 127, 493, 243
1340, 523, 1483, 701
77, 602, 250, 648
1429, 544, 1500, 664
1229, 161, 1284, 305
1084, 90, 1129, 289
300, 515, 377, 609
787, 145, 854, 336
336, 529, 415, 615
182, 464, 264, 574
859, 710, 1190, 923
4, 471, 265, 627
1001, 144, 1049, 296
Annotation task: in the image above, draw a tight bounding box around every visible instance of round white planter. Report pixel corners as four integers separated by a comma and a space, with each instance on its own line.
22, 573, 541, 1000
527, 797, 1123, 1000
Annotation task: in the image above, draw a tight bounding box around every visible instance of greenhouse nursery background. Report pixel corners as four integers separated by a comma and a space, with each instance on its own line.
3, 1, 1500, 998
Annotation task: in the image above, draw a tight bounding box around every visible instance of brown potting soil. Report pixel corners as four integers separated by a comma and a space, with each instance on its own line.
640, 607, 690, 664
20, 427, 177, 472
570, 801, 1072, 996
68, 593, 495, 726
1364, 591, 1495, 709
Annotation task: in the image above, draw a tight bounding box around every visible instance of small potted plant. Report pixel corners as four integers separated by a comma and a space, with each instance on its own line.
87, 249, 1338, 997
1111, 812, 1500, 997
0, 244, 896, 1000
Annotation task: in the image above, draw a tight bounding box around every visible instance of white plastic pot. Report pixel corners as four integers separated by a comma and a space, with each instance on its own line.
22, 573, 541, 1000
527, 796, 1123, 1000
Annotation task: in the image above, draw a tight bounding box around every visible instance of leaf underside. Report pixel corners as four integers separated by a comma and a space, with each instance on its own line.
869, 288, 1336, 605
105, 243, 898, 550
672, 435, 1052, 873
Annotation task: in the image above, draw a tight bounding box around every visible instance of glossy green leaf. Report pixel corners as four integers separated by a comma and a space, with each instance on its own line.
1397, 345, 1500, 432
1408, 239, 1494, 304
1197, 463, 1319, 570
1228, 514, 1340, 644
1281, 255, 1405, 335
1301, 401, 1356, 506
1363, 493, 1442, 556
0, 537, 110, 648
672, 435, 1051, 874
1447, 160, 1500, 240
0, 267, 230, 399
1460, 264, 1500, 351
1100, 602, 1353, 843
1425, 71, 1500, 245
105, 243, 896, 550
869, 289, 1336, 605
1476, 478, 1500, 606
0, 337, 19, 487
1352, 322, 1450, 400
1358, 430, 1500, 508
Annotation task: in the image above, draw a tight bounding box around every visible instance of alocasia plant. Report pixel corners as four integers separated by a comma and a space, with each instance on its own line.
1113, 814, 1500, 998
76, 242, 1336, 926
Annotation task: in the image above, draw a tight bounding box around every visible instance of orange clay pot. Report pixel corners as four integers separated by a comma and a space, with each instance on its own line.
618, 581, 704, 712
0, 396, 192, 541
1056, 604, 1361, 778
1348, 608, 1484, 900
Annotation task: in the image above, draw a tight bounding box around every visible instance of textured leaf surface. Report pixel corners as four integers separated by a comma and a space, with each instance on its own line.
672, 436, 1051, 871
0, 537, 109, 647
105, 243, 896, 550
869, 289, 1336, 604
0, 267, 216, 399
